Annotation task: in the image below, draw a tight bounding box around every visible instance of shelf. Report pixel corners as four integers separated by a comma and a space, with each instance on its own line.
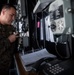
33, 0, 54, 13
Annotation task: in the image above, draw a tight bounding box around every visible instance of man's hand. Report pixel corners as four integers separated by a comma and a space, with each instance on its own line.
8, 33, 18, 43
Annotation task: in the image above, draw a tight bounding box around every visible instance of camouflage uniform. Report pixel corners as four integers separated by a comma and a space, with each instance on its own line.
0, 24, 17, 75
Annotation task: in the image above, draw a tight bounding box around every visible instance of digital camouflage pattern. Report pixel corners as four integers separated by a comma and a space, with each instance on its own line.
0, 24, 16, 75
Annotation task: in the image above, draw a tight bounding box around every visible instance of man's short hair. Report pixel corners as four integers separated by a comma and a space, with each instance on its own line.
0, 4, 16, 14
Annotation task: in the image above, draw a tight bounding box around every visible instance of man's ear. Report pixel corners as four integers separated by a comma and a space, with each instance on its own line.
1, 9, 6, 15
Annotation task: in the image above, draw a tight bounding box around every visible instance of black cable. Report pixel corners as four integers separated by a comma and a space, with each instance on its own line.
55, 35, 72, 59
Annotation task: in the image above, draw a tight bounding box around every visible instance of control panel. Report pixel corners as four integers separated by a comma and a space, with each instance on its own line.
48, 0, 73, 35
42, 59, 74, 75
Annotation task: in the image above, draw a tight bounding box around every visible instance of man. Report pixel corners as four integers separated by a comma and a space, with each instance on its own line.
0, 4, 18, 75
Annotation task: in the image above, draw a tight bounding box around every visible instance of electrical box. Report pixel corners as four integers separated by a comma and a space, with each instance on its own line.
48, 0, 73, 35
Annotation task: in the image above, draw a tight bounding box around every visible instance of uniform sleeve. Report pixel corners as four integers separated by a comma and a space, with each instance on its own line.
0, 36, 11, 56
0, 25, 17, 56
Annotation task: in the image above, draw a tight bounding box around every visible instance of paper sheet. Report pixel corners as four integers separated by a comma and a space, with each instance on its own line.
20, 48, 56, 65
45, 15, 54, 42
